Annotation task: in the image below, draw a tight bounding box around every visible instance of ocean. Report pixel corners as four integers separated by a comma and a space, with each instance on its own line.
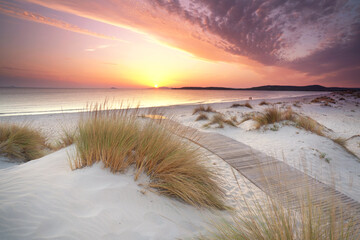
0, 88, 324, 117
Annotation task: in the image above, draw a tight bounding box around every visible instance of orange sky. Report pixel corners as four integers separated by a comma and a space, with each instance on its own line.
0, 0, 359, 88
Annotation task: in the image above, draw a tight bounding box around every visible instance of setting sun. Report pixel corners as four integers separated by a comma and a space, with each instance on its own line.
154, 84, 158, 88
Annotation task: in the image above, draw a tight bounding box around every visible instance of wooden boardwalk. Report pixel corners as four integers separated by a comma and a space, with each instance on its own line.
165, 119, 360, 225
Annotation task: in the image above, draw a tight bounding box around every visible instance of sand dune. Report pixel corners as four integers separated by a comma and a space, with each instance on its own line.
0, 146, 222, 239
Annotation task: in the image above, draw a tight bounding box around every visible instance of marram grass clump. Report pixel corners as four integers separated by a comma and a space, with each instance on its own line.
197, 165, 359, 240
231, 102, 253, 109
71, 104, 226, 209
193, 105, 216, 115
197, 194, 359, 240
252, 106, 294, 129
252, 106, 325, 136
0, 123, 47, 161
296, 115, 324, 136
205, 114, 237, 128
53, 128, 77, 150
196, 113, 209, 121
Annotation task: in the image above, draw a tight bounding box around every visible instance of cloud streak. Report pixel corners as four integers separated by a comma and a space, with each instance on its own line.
85, 44, 112, 52
0, 2, 128, 43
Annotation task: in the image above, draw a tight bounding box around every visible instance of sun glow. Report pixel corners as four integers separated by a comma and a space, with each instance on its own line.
154, 84, 159, 88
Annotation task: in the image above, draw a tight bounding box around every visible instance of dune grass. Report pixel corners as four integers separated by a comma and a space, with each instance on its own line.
311, 96, 336, 104
196, 113, 209, 121
53, 128, 77, 150
0, 123, 47, 161
198, 194, 359, 240
332, 137, 346, 146
259, 101, 270, 106
252, 106, 294, 129
252, 106, 325, 137
205, 114, 237, 128
331, 137, 360, 160
296, 115, 324, 136
231, 102, 253, 109
71, 104, 226, 209
230, 116, 238, 124
197, 163, 359, 240
193, 105, 216, 115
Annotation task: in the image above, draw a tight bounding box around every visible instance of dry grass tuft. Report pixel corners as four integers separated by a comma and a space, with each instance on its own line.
239, 112, 256, 124
193, 105, 216, 115
259, 101, 270, 106
332, 137, 347, 147
311, 96, 336, 104
252, 107, 325, 136
197, 163, 360, 240
71, 103, 226, 209
53, 128, 77, 150
0, 123, 47, 161
230, 103, 242, 108
205, 114, 237, 128
197, 194, 359, 240
196, 113, 209, 121
296, 115, 324, 136
293, 101, 301, 108
230, 102, 252, 109
230, 116, 238, 124
252, 106, 294, 129
244, 102, 253, 109
331, 137, 360, 160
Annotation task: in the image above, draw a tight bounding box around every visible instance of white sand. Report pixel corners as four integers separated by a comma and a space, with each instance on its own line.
0, 91, 359, 239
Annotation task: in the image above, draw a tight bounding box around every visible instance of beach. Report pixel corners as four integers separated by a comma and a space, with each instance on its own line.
0, 91, 359, 239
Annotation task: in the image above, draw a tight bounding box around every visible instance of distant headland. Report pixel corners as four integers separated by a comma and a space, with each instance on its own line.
172, 85, 360, 91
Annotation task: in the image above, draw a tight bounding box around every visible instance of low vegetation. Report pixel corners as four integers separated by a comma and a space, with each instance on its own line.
71, 104, 226, 209
0, 123, 47, 161
197, 194, 359, 240
331, 137, 359, 160
250, 107, 360, 160
193, 105, 216, 115
252, 106, 294, 129
332, 137, 346, 147
296, 115, 324, 136
311, 96, 336, 104
204, 114, 237, 128
293, 101, 301, 108
230, 116, 238, 124
251, 106, 325, 136
53, 128, 77, 150
196, 113, 209, 121
259, 101, 270, 106
239, 112, 257, 124
197, 164, 359, 240
230, 102, 252, 109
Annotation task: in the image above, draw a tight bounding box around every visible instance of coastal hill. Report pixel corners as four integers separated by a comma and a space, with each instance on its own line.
173, 85, 360, 91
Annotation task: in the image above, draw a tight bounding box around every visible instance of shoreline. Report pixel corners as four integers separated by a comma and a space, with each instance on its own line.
0, 91, 327, 119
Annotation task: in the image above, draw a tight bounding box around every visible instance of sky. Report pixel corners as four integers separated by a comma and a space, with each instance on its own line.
0, 0, 359, 88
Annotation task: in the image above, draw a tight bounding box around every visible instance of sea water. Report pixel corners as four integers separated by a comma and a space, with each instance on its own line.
0, 88, 324, 117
